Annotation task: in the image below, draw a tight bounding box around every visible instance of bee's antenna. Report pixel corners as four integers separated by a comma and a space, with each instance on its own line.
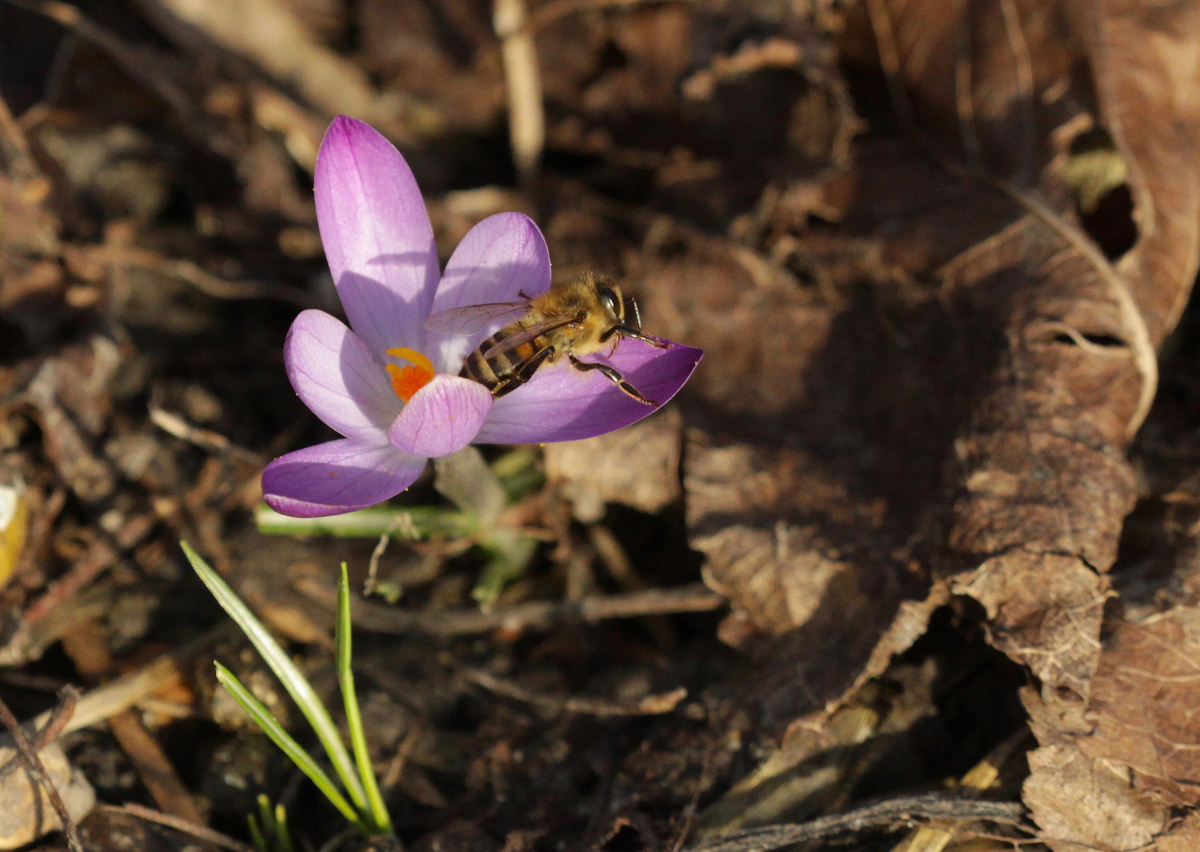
626, 296, 643, 331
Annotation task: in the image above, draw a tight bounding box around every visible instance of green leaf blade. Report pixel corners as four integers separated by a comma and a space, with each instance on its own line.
337, 564, 394, 835
182, 542, 370, 812
215, 664, 365, 833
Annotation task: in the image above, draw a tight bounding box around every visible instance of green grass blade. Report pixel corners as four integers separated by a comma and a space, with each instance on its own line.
256, 794, 275, 840
248, 813, 268, 852
183, 542, 369, 812
215, 664, 366, 833
336, 564, 394, 835
274, 803, 295, 852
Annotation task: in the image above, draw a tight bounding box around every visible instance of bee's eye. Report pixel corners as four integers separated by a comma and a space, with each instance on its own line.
599, 287, 620, 315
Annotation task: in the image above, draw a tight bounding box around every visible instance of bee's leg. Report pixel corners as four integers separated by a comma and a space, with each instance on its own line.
494, 346, 554, 397
517, 346, 554, 380
492, 379, 521, 398
606, 326, 669, 349
568, 355, 657, 405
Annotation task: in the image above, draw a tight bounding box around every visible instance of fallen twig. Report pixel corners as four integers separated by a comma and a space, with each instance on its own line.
107, 245, 320, 308
494, 0, 544, 181
296, 578, 726, 635
0, 688, 76, 784
685, 796, 1028, 852
150, 405, 263, 463
0, 692, 84, 852
62, 619, 207, 827
36, 623, 234, 735
455, 662, 687, 717
100, 803, 258, 852
2, 0, 232, 154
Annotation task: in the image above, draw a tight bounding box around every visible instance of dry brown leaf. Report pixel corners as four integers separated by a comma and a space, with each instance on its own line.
656, 0, 1200, 845
855, 1, 1200, 847
545, 407, 683, 521
1155, 813, 1200, 852
1085, 609, 1200, 806
1023, 742, 1166, 851
1025, 605, 1200, 846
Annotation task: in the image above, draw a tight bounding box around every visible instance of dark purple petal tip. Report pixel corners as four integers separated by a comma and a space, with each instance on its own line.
473, 340, 703, 445
262, 439, 426, 518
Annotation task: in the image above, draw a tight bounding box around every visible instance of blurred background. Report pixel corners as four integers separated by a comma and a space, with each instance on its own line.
2, 1, 1200, 851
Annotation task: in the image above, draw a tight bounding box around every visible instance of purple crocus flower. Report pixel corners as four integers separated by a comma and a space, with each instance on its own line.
262, 117, 702, 518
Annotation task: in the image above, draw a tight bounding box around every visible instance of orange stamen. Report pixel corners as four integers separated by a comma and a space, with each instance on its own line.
386, 347, 436, 402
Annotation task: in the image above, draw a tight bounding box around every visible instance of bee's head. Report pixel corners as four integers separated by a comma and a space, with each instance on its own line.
597, 284, 624, 322
590, 274, 659, 349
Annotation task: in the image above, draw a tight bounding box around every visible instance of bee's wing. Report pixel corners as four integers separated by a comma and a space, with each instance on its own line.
482, 314, 583, 359
424, 301, 528, 335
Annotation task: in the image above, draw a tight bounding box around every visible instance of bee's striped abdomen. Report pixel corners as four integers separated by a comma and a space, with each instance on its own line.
460, 323, 546, 397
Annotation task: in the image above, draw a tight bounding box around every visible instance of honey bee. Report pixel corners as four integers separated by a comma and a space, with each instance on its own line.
425, 273, 668, 405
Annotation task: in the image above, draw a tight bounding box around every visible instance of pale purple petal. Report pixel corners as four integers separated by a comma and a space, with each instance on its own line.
315, 116, 439, 354
387, 374, 493, 457
262, 439, 426, 517
284, 309, 400, 445
473, 339, 702, 444
427, 213, 551, 373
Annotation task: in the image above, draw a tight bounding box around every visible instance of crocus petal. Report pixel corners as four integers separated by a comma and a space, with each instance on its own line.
387, 374, 493, 457
284, 310, 400, 445
315, 116, 439, 354
428, 212, 551, 372
262, 439, 426, 518
473, 339, 703, 444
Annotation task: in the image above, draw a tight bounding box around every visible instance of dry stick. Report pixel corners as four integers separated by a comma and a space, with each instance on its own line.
62, 619, 207, 827
527, 0, 696, 33
0, 86, 42, 181
0, 689, 77, 784
37, 623, 234, 735
891, 728, 1031, 852
364, 515, 403, 597
110, 715, 208, 826
101, 803, 258, 852
380, 723, 424, 793
670, 742, 723, 852
0, 545, 118, 667
0, 693, 84, 852
456, 664, 687, 717
297, 578, 726, 635
494, 0, 545, 181
3, 0, 226, 151
683, 795, 1028, 852
950, 0, 981, 166
149, 405, 264, 463
864, 0, 1157, 440
996, 0, 1036, 186
110, 245, 320, 308
2, 513, 159, 666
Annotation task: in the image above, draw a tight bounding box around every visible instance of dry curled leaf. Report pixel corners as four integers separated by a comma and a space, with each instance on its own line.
1023, 606, 1200, 850
545, 408, 683, 521
654, 0, 1200, 846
